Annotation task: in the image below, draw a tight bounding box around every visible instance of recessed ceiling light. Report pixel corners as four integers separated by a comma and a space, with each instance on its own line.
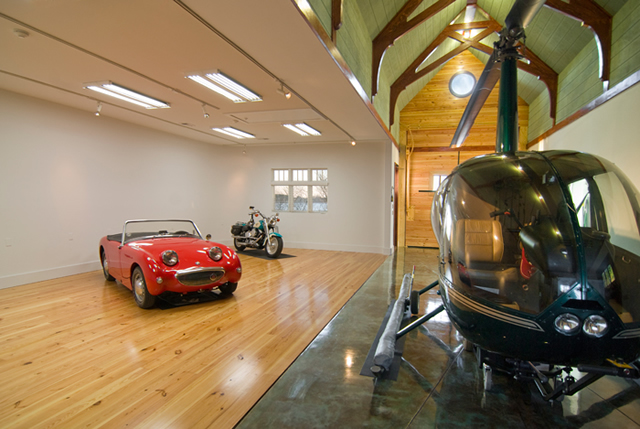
187, 70, 261, 103
212, 127, 255, 139
282, 123, 321, 136
84, 82, 170, 109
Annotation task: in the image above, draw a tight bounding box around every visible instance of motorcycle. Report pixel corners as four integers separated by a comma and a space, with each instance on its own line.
230, 206, 284, 258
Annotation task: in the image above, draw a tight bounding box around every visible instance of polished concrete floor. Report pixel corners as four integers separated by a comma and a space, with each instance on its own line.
237, 248, 640, 428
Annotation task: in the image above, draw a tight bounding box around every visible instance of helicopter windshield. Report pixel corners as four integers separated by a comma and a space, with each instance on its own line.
435, 151, 640, 322
546, 151, 640, 324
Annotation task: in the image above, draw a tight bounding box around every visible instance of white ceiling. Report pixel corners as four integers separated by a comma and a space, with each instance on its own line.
0, 0, 393, 147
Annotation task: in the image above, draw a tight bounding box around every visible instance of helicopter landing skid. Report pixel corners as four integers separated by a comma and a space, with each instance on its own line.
476, 347, 640, 401
361, 271, 442, 379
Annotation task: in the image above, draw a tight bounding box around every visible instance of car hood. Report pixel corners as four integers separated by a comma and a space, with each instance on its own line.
126, 237, 235, 262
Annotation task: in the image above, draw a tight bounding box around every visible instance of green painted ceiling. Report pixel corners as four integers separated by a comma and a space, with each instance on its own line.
342, 0, 629, 119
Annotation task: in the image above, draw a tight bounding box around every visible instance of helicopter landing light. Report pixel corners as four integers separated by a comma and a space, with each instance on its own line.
554, 313, 580, 335
583, 315, 608, 338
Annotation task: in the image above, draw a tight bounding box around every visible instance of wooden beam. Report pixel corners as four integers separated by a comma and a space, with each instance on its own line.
389, 23, 500, 125
389, 11, 559, 126
527, 69, 640, 148
544, 0, 612, 84
412, 144, 495, 152
448, 27, 558, 123
331, 0, 343, 43
371, 0, 457, 97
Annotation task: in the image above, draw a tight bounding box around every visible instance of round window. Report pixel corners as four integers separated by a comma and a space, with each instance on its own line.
449, 71, 476, 98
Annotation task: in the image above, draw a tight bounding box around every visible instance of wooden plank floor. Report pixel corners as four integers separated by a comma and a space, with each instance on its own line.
0, 249, 387, 428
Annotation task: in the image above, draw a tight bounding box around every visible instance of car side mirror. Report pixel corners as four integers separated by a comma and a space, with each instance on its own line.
206, 234, 211, 240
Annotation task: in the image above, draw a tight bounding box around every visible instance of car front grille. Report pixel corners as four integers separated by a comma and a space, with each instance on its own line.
176, 268, 225, 286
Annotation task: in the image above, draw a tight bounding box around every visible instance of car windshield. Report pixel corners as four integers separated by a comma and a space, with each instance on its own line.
123, 220, 201, 243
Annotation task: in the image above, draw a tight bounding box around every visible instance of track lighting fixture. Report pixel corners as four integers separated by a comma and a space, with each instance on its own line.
95, 101, 102, 116
202, 104, 210, 118
276, 82, 291, 99
13, 28, 30, 39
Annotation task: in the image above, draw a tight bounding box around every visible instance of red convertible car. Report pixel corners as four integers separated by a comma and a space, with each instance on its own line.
99, 219, 242, 308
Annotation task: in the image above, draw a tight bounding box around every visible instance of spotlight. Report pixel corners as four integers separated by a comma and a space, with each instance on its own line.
202, 104, 210, 118
95, 101, 102, 116
13, 29, 30, 39
351, 140, 356, 146
276, 83, 292, 99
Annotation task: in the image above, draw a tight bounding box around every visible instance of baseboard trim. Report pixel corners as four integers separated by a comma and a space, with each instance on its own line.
0, 261, 101, 289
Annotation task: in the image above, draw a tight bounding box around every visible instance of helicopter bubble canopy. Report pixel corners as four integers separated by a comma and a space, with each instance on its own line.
433, 150, 640, 324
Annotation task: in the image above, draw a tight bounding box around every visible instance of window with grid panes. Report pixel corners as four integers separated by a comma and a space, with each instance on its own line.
272, 168, 328, 212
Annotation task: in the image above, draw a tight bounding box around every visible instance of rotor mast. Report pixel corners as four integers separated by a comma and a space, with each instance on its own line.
496, 44, 520, 153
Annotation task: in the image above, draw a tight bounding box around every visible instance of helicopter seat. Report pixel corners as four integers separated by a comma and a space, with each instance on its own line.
453, 219, 519, 292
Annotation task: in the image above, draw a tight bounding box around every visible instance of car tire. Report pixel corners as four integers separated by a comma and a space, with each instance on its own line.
219, 282, 237, 295
101, 249, 115, 281
132, 266, 156, 309
234, 238, 246, 252
265, 236, 283, 258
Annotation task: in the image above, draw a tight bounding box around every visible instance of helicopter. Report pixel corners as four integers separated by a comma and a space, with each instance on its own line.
366, 0, 640, 401
431, 0, 640, 399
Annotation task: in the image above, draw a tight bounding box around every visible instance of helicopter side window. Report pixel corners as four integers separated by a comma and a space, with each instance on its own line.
591, 171, 640, 323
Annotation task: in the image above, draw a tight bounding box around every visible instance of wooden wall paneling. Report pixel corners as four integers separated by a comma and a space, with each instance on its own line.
401, 50, 529, 247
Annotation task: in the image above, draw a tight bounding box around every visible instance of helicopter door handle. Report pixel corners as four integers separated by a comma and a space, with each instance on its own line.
621, 255, 631, 264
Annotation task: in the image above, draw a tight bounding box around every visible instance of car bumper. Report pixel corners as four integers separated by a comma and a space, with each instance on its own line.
149, 266, 242, 295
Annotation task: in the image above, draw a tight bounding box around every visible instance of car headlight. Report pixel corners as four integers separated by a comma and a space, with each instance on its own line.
208, 247, 223, 261
161, 250, 179, 266
554, 313, 580, 335
583, 315, 608, 337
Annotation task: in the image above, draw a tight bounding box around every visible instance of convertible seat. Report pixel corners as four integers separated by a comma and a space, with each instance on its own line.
107, 233, 122, 242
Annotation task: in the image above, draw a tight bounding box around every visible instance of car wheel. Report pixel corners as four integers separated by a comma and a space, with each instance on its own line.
219, 282, 237, 295
101, 249, 115, 281
132, 266, 156, 309
234, 238, 246, 252
265, 236, 283, 258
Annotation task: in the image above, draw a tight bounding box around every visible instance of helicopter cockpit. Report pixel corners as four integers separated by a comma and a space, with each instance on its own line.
433, 150, 640, 324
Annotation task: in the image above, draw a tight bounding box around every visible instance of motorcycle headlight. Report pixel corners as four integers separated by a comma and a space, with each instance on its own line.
583, 315, 608, 338
269, 218, 277, 227
161, 250, 179, 266
208, 246, 223, 261
554, 313, 580, 335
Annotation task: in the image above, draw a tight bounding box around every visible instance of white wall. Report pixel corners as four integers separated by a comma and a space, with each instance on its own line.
530, 83, 640, 188
219, 142, 391, 254
0, 89, 391, 289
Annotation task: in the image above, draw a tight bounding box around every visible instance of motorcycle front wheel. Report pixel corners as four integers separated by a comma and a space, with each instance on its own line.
234, 238, 247, 252
265, 236, 283, 258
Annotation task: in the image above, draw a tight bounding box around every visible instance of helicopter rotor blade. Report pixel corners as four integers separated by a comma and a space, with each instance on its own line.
450, 51, 501, 148
505, 0, 546, 37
